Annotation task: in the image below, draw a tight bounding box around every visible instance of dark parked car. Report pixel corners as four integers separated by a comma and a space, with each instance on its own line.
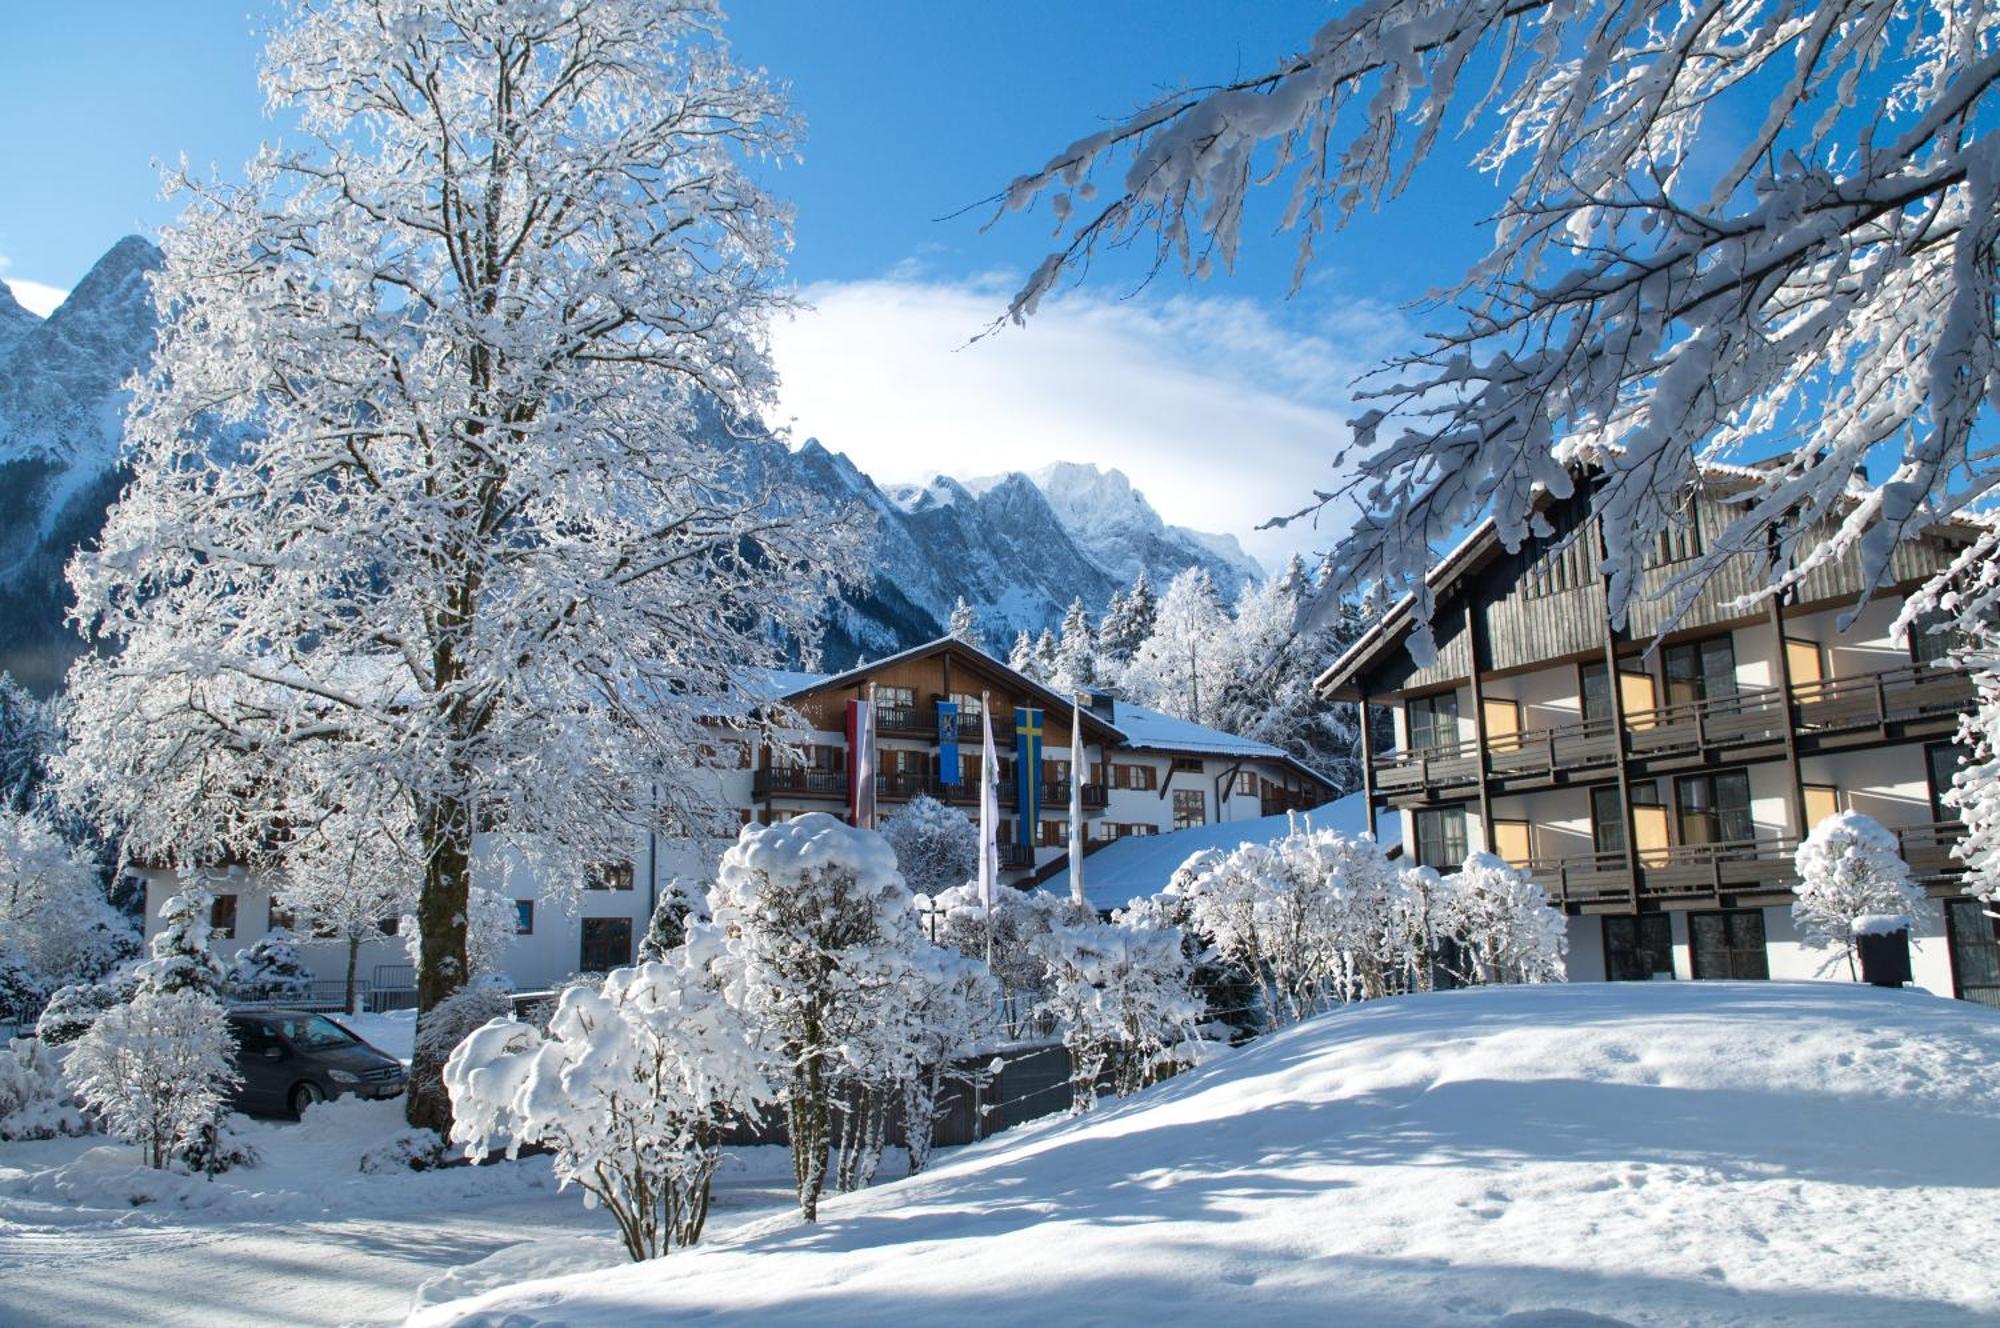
226, 1010, 408, 1117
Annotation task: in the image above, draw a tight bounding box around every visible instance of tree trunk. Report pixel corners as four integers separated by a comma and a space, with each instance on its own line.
407, 791, 472, 1133
344, 935, 361, 1015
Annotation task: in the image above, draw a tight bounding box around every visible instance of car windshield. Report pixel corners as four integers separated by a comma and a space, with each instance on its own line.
272, 1014, 360, 1051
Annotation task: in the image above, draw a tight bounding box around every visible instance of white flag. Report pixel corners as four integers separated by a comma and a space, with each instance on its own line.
1069, 695, 1087, 912
979, 695, 999, 910
848, 695, 877, 830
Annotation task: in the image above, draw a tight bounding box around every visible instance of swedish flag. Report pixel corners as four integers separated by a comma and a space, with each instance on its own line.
1014, 706, 1043, 833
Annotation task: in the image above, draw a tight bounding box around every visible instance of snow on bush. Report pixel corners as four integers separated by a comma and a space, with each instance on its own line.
697, 814, 928, 1221
34, 973, 135, 1045
898, 946, 1000, 1177
357, 1125, 447, 1174
1792, 812, 1936, 979
882, 795, 978, 899
638, 878, 703, 961
444, 959, 767, 1261
134, 884, 229, 999
1436, 854, 1568, 987
412, 982, 514, 1116
0, 1034, 88, 1140
228, 928, 314, 1002
0, 808, 133, 1026
1038, 912, 1208, 1112
66, 988, 240, 1170
923, 880, 1067, 1037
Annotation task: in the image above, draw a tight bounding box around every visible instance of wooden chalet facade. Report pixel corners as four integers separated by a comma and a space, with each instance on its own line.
1318, 473, 2000, 1006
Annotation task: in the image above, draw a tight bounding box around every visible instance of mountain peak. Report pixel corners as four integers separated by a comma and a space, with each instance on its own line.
0, 280, 39, 363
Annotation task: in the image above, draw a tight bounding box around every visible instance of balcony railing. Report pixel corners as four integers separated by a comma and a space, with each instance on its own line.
874, 704, 930, 736
875, 770, 937, 801
998, 843, 1036, 870
754, 767, 848, 799
1372, 661, 1972, 798
1523, 821, 1967, 908
1044, 780, 1109, 810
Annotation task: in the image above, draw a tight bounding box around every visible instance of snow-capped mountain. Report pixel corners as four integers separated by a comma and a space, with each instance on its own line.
0, 236, 1269, 689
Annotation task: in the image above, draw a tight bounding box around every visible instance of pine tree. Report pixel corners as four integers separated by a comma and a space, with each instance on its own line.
1099, 572, 1156, 668
1008, 629, 1039, 679
1034, 628, 1061, 682
1126, 568, 1235, 725
135, 886, 228, 1001
1052, 598, 1097, 692
639, 879, 701, 960
946, 598, 985, 652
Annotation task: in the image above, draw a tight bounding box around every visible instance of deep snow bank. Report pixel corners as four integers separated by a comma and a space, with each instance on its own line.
410, 983, 2000, 1328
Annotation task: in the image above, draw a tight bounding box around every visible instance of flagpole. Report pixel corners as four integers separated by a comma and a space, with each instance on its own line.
979, 689, 997, 971
1069, 692, 1087, 918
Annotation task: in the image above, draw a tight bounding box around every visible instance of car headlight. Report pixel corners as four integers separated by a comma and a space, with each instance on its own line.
328, 1069, 359, 1085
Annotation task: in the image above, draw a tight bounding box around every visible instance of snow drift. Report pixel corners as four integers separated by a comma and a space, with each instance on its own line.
411, 983, 2000, 1328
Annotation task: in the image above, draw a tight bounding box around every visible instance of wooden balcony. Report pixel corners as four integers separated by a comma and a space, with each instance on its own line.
1045, 780, 1108, 810
1372, 662, 1972, 803
876, 770, 938, 801
753, 768, 848, 799
874, 704, 930, 737
998, 843, 1035, 870
1525, 820, 1967, 910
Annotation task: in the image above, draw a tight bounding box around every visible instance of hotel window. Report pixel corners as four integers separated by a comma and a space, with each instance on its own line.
1039, 820, 1065, 847
1675, 770, 1754, 846
1662, 635, 1738, 708
1591, 781, 1662, 857
1689, 909, 1768, 980
1413, 806, 1469, 871
1907, 607, 1965, 666
1929, 742, 1966, 822
1171, 757, 1203, 774
1236, 771, 1258, 797
211, 893, 238, 941
877, 685, 916, 711
588, 861, 635, 891
267, 899, 295, 933
1407, 692, 1459, 752
514, 900, 535, 935
1645, 511, 1702, 567
580, 918, 633, 973
1603, 915, 1674, 981
1173, 788, 1206, 831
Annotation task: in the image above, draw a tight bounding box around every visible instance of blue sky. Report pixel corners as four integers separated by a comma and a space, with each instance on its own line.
0, 2, 1500, 569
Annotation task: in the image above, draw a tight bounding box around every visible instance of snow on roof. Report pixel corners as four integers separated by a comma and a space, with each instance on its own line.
1108, 701, 1288, 759
1039, 793, 1382, 914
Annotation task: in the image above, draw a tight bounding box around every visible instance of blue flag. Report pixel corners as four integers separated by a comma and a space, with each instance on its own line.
936, 700, 961, 786
1014, 706, 1043, 834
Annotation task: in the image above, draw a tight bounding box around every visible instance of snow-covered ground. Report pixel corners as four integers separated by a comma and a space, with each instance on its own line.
0, 1097, 798, 1327
408, 983, 2000, 1328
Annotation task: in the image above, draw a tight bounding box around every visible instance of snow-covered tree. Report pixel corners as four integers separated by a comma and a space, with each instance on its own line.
277, 812, 418, 1014
135, 886, 228, 1001
402, 886, 515, 984
1033, 628, 1061, 682
639, 878, 703, 961
695, 814, 925, 1221
0, 808, 132, 1023
227, 930, 313, 1003
1008, 629, 1040, 679
898, 946, 1000, 1176
445, 957, 767, 1261
882, 795, 979, 899
1038, 914, 1207, 1111
56, 0, 854, 1133
1097, 571, 1156, 676
67, 988, 239, 1170
946, 597, 986, 652
1126, 567, 1237, 726
1791, 812, 1935, 979
1001, 2, 2000, 660
1436, 855, 1568, 987
924, 881, 1067, 1037
1051, 598, 1097, 692
0, 1035, 88, 1142
0, 675, 57, 816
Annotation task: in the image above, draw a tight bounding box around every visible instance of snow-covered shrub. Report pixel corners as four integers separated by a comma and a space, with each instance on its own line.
0, 1035, 89, 1140
882, 795, 979, 898
1436, 855, 1568, 987
1038, 914, 1207, 1111
923, 880, 1066, 1036
1792, 812, 1936, 979
228, 928, 314, 1003
1133, 851, 1258, 1043
412, 983, 513, 1115
698, 814, 927, 1221
445, 959, 767, 1261
359, 1126, 446, 1173
35, 971, 138, 1045
66, 989, 240, 1170
180, 1111, 261, 1176
0, 808, 134, 1025
638, 878, 702, 961
899, 946, 1000, 1177
134, 885, 228, 999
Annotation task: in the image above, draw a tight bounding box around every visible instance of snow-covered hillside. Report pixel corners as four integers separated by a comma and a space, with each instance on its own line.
413, 983, 2000, 1328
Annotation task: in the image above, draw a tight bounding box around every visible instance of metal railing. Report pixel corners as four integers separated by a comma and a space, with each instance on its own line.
754, 767, 849, 798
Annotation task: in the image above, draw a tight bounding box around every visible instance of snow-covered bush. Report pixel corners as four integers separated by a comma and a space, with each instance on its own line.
882, 795, 979, 899
0, 1035, 88, 1140
228, 929, 313, 1003
898, 947, 1000, 1177
638, 878, 703, 961
134, 885, 228, 999
1436, 855, 1568, 987
445, 959, 767, 1261
923, 880, 1067, 1036
34, 974, 135, 1045
1038, 914, 1207, 1111
66, 988, 239, 1170
411, 982, 513, 1116
0, 808, 134, 1025
697, 814, 927, 1221
359, 1126, 447, 1174
1792, 812, 1935, 979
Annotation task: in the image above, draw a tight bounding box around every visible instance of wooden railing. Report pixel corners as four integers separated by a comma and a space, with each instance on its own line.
1045, 780, 1109, 809
754, 767, 848, 798
1372, 662, 1972, 798
1524, 822, 1967, 907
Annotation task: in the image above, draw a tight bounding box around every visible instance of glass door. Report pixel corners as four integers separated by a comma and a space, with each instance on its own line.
1690, 910, 1768, 979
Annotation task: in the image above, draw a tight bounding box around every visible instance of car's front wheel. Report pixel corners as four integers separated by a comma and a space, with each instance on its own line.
289, 1081, 325, 1119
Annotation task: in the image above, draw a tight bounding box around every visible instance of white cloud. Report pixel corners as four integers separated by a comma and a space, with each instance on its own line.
765, 276, 1407, 571
0, 273, 69, 318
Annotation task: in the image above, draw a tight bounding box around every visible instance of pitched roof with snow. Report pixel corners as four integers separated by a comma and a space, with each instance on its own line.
1039, 794, 1382, 914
